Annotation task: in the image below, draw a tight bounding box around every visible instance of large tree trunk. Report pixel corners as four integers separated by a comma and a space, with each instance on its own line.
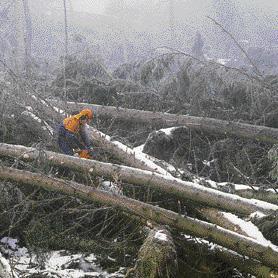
0, 143, 277, 215
125, 227, 177, 278
0, 165, 277, 269
13, 0, 25, 73
50, 101, 278, 144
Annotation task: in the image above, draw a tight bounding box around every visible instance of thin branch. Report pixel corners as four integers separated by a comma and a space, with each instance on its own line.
207, 16, 263, 78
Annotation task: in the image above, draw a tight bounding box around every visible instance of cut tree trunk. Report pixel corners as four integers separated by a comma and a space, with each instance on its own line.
0, 143, 277, 215
125, 227, 177, 278
0, 165, 277, 269
50, 101, 278, 144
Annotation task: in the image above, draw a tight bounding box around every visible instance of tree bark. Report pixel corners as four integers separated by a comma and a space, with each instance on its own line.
180, 236, 278, 278
197, 208, 249, 236
0, 165, 277, 269
125, 227, 177, 278
50, 101, 278, 144
0, 143, 277, 215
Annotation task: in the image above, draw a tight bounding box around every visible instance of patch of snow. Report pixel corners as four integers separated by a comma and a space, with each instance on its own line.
216, 58, 230, 65
159, 127, 177, 136
0, 237, 126, 278
26, 106, 33, 111
203, 179, 218, 189
249, 211, 266, 219
43, 120, 54, 135
53, 106, 65, 114
100, 180, 123, 195
202, 159, 215, 167
21, 111, 42, 123
1, 237, 18, 250
222, 212, 278, 251
154, 230, 168, 241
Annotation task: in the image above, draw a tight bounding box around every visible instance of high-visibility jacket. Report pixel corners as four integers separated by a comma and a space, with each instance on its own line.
63, 109, 93, 133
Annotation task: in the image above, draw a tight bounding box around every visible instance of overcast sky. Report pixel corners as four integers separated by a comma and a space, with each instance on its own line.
71, 0, 108, 14
70, 0, 278, 15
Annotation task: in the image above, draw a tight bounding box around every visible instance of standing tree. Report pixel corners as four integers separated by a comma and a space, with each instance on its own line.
191, 31, 204, 59
22, 0, 32, 76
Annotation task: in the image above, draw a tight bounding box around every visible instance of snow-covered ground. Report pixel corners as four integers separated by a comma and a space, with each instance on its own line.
0, 237, 125, 278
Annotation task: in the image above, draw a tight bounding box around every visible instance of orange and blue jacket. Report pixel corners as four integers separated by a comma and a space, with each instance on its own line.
63, 109, 93, 133
59, 109, 93, 149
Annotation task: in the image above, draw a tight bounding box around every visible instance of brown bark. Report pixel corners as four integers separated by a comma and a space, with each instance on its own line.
0, 143, 277, 215
50, 101, 278, 144
197, 208, 249, 236
181, 236, 278, 278
0, 165, 277, 269
125, 227, 177, 278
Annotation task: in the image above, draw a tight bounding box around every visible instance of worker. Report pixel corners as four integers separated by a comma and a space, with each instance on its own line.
58, 108, 94, 158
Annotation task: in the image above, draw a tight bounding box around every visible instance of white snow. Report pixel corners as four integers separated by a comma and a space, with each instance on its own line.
93, 128, 173, 177
1, 237, 18, 250
159, 127, 177, 136
216, 58, 231, 65
222, 212, 278, 251
53, 106, 65, 114
21, 111, 42, 123
0, 237, 125, 278
249, 211, 266, 219
154, 230, 168, 241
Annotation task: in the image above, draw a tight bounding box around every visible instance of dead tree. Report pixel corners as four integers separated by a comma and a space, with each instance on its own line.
0, 165, 277, 269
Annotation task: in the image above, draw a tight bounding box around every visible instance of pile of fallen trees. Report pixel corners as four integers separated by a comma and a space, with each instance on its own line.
0, 100, 277, 277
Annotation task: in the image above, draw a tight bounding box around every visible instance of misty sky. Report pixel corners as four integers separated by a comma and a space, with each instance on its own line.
71, 0, 107, 14
71, 0, 278, 16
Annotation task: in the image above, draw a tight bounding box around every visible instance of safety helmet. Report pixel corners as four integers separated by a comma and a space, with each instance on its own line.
79, 108, 93, 120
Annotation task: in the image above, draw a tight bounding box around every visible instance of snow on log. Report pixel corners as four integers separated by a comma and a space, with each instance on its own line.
183, 235, 278, 278
126, 227, 177, 278
50, 101, 278, 144
0, 143, 277, 215
197, 208, 249, 236
0, 165, 277, 269
87, 126, 173, 175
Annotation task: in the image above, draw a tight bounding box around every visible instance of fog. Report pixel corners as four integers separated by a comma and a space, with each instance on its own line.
1, 0, 277, 70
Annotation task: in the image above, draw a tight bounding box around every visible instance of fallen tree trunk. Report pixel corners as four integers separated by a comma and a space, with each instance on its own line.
50, 100, 278, 144
197, 208, 249, 237
0, 143, 277, 215
87, 127, 168, 173
0, 165, 277, 269
125, 227, 177, 278
237, 190, 278, 205
180, 236, 278, 278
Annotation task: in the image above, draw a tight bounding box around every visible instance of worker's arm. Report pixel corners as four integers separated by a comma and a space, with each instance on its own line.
80, 125, 93, 149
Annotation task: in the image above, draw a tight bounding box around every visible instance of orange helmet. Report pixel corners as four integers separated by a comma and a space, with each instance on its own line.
78, 108, 93, 120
